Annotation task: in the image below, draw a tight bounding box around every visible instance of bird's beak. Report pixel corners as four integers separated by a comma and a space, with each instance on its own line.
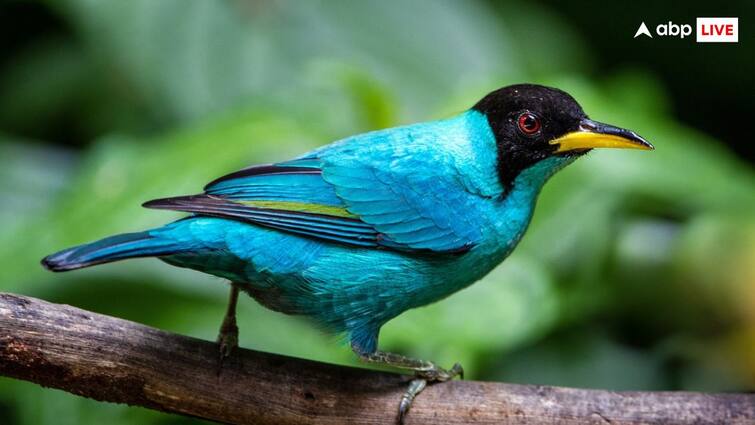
549, 118, 654, 153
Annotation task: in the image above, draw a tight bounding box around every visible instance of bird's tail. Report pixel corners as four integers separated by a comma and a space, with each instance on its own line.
41, 231, 183, 272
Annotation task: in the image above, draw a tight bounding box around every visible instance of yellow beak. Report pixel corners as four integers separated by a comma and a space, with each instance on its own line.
550, 119, 654, 153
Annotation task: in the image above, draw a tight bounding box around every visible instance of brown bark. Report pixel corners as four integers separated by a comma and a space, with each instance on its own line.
0, 292, 752, 424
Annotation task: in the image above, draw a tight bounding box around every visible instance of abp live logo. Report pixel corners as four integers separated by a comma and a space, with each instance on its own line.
697, 18, 738, 42
634, 18, 738, 43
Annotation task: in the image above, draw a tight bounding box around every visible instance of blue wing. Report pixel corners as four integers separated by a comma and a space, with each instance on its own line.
145, 159, 382, 248
145, 112, 502, 254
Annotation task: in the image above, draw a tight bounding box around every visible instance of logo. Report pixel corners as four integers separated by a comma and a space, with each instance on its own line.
634, 22, 652, 38
634, 18, 739, 42
697, 17, 738, 42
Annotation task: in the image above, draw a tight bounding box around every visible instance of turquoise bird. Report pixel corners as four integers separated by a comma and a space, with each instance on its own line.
42, 84, 653, 420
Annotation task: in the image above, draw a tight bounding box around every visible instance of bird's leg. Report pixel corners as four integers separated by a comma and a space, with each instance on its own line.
356, 349, 463, 424
358, 350, 464, 380
216, 283, 240, 367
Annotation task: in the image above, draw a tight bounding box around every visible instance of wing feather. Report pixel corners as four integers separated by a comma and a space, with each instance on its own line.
145, 114, 499, 254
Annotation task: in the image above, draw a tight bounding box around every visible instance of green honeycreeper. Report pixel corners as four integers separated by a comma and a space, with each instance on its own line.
42, 84, 653, 421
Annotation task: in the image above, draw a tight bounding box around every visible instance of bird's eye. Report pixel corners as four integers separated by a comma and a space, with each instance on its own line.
517, 112, 541, 135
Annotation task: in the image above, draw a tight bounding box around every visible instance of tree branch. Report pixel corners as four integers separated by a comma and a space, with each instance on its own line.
0, 292, 752, 424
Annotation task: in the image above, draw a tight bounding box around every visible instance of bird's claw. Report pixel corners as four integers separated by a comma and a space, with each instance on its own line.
417, 361, 464, 381
398, 378, 426, 424
216, 318, 238, 375
217, 330, 238, 358
396, 362, 464, 424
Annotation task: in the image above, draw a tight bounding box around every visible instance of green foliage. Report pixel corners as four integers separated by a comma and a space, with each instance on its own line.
0, 1, 753, 424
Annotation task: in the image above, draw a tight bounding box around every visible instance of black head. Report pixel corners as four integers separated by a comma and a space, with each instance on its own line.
472, 84, 653, 191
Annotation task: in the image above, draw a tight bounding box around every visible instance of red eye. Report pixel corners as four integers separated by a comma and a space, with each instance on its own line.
517, 112, 541, 135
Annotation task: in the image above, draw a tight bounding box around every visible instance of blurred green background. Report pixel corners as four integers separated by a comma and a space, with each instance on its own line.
1, 1, 753, 424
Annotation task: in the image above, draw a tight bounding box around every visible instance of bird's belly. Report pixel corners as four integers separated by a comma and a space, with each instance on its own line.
161, 217, 503, 334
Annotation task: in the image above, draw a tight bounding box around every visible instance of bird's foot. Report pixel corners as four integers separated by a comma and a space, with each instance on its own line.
216, 284, 240, 375
353, 347, 464, 424
397, 362, 464, 424
216, 314, 239, 360
216, 314, 238, 375
416, 361, 464, 382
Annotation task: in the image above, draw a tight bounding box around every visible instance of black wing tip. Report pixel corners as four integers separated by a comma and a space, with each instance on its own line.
143, 195, 202, 209
142, 198, 170, 209
142, 199, 164, 209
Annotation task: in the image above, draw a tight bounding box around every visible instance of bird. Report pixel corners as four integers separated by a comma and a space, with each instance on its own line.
42, 84, 653, 422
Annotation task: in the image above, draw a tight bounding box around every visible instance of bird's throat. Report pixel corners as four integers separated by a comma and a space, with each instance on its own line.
489, 155, 579, 256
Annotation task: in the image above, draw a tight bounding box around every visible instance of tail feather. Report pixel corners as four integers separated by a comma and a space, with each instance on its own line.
41, 231, 181, 272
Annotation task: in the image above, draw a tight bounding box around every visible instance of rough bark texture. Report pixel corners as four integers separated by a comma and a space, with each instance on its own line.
0, 292, 753, 424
